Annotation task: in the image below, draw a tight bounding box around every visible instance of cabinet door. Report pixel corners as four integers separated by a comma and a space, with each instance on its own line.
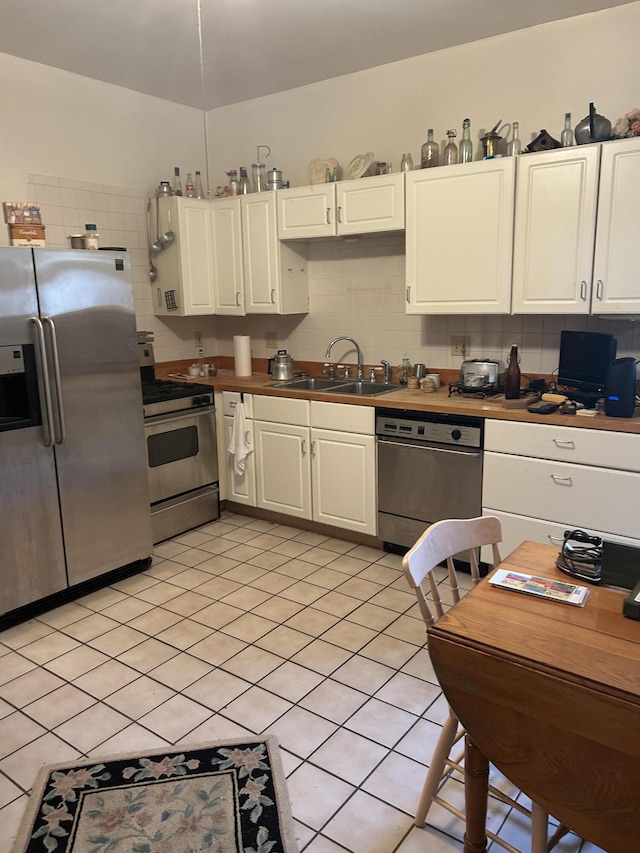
277, 184, 336, 239
210, 197, 245, 315
405, 159, 515, 314
311, 428, 376, 534
511, 146, 600, 314
242, 193, 280, 314
254, 421, 312, 518
337, 174, 404, 235
593, 138, 640, 313
175, 198, 216, 314
224, 415, 256, 506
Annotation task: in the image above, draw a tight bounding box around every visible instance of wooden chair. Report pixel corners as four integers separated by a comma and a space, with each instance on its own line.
402, 516, 550, 853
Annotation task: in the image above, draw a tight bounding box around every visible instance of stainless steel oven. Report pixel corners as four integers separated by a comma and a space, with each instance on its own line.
376, 408, 483, 550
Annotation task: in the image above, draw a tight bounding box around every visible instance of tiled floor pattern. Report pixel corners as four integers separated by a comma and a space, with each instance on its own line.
0, 512, 604, 853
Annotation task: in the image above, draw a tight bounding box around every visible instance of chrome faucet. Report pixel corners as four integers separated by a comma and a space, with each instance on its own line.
325, 336, 364, 380
380, 359, 391, 383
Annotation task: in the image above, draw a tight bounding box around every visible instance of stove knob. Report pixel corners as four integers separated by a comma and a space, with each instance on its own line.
451, 428, 462, 441
193, 395, 209, 407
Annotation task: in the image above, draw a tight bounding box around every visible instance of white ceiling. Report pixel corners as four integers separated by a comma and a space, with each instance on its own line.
0, 0, 635, 110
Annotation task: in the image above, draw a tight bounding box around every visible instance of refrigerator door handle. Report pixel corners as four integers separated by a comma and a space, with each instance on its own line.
43, 316, 67, 444
31, 317, 56, 447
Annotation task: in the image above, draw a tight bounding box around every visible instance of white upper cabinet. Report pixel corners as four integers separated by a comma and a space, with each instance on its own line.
512, 138, 640, 315
242, 193, 309, 314
511, 146, 600, 314
405, 158, 516, 314
277, 174, 404, 239
592, 137, 640, 313
209, 197, 245, 315
152, 197, 216, 316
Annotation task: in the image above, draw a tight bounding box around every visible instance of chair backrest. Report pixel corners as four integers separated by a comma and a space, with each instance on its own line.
402, 516, 503, 628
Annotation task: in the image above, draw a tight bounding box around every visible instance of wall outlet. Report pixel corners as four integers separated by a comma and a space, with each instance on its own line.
265, 331, 278, 349
451, 335, 471, 356
194, 330, 203, 348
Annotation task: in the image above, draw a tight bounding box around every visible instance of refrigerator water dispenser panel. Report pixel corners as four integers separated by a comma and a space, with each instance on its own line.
0, 343, 41, 432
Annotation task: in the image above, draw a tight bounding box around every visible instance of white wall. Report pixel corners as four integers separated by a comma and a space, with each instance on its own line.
207, 3, 640, 374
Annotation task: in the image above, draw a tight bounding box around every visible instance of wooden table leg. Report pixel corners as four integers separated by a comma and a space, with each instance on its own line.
463, 734, 489, 853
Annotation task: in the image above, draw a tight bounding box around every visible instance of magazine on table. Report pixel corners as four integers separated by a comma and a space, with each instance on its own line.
489, 569, 590, 607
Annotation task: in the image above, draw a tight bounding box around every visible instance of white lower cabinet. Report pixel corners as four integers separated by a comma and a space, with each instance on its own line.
482, 419, 640, 559
252, 396, 376, 534
221, 392, 256, 507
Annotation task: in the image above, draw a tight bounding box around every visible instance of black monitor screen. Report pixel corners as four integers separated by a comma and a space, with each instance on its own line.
558, 330, 617, 392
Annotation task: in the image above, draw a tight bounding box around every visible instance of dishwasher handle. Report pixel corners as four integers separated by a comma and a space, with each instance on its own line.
377, 437, 482, 457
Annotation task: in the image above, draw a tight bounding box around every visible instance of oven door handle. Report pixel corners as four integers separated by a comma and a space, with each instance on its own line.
377, 438, 482, 457
145, 406, 215, 427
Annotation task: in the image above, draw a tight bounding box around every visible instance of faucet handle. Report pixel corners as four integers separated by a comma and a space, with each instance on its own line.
337, 364, 351, 380
370, 366, 384, 381
323, 362, 335, 379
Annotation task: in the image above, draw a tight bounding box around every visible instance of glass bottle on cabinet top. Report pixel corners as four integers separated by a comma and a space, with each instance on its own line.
401, 153, 414, 171
185, 172, 195, 197
173, 167, 183, 196
459, 118, 473, 163
444, 129, 458, 165
561, 112, 575, 147
507, 122, 522, 157
239, 167, 251, 194
194, 170, 205, 199
421, 129, 439, 168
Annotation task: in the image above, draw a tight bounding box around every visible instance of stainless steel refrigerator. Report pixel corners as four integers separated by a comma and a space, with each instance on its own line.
0, 247, 152, 620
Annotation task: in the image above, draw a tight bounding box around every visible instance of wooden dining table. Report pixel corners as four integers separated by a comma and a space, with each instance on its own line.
427, 540, 640, 853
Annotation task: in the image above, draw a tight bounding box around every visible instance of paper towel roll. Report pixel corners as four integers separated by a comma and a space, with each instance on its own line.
233, 335, 252, 377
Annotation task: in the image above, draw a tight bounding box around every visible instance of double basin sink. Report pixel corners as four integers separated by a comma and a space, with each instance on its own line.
267, 377, 401, 397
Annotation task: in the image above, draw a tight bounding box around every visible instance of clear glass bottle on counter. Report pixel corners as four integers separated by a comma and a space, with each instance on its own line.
401, 153, 414, 172
194, 170, 205, 198
561, 112, 575, 147
421, 129, 439, 168
239, 167, 251, 194
507, 122, 522, 157
444, 129, 458, 165
459, 118, 473, 163
504, 344, 521, 399
84, 224, 99, 250
185, 173, 195, 197
398, 355, 412, 386
173, 167, 183, 196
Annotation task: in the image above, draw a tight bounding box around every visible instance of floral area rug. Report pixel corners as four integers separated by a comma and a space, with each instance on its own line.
12, 735, 297, 853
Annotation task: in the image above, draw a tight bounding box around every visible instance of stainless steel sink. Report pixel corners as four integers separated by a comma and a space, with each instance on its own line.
267, 377, 350, 391
327, 381, 402, 396
267, 377, 401, 396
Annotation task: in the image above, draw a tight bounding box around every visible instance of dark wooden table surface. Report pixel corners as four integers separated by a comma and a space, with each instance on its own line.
427, 540, 640, 853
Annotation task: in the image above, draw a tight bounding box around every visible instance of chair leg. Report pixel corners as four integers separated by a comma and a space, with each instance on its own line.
530, 802, 548, 853
415, 711, 460, 826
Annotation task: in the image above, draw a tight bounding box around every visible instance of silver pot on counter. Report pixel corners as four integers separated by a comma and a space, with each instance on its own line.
268, 349, 294, 380
460, 359, 502, 392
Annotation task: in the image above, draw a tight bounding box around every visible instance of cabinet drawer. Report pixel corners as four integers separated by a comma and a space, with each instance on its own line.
310, 401, 374, 434
483, 451, 640, 539
484, 419, 640, 471
481, 508, 640, 565
253, 394, 309, 426
222, 392, 253, 418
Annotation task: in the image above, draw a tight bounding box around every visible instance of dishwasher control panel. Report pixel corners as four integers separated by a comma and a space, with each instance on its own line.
375, 409, 482, 449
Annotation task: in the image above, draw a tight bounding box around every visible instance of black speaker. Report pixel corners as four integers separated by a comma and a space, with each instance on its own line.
604, 357, 637, 418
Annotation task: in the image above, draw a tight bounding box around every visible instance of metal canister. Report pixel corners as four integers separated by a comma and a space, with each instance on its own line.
68, 234, 85, 249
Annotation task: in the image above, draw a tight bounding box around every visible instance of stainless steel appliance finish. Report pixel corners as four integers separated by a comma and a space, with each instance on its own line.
459, 359, 502, 391
140, 342, 219, 543
0, 248, 153, 619
376, 408, 483, 549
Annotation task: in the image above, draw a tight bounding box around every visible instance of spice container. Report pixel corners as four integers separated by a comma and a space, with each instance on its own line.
84, 224, 99, 250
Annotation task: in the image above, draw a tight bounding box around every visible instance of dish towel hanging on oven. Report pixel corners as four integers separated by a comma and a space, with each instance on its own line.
228, 401, 251, 475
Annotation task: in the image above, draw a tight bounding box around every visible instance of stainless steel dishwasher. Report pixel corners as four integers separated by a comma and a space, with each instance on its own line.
376, 408, 483, 550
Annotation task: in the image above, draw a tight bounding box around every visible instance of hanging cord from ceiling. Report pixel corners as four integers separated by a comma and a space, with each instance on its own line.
196, 0, 210, 196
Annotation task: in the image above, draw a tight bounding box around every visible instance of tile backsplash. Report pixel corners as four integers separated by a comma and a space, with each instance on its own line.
26, 175, 640, 376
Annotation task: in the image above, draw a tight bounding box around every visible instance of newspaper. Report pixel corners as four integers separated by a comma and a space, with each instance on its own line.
489, 569, 590, 607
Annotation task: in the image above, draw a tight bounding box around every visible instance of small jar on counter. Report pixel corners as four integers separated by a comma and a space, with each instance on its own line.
84, 224, 99, 250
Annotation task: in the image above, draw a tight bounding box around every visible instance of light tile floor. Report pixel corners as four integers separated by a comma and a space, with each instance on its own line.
0, 511, 604, 853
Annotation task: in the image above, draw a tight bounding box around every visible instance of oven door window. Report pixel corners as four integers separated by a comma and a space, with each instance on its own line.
147, 425, 199, 467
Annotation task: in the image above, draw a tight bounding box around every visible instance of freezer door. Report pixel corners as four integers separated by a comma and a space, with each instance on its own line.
0, 249, 68, 615
34, 250, 152, 585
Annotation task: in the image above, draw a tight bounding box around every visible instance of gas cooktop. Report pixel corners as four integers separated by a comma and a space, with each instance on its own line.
141, 378, 212, 405
448, 381, 502, 399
